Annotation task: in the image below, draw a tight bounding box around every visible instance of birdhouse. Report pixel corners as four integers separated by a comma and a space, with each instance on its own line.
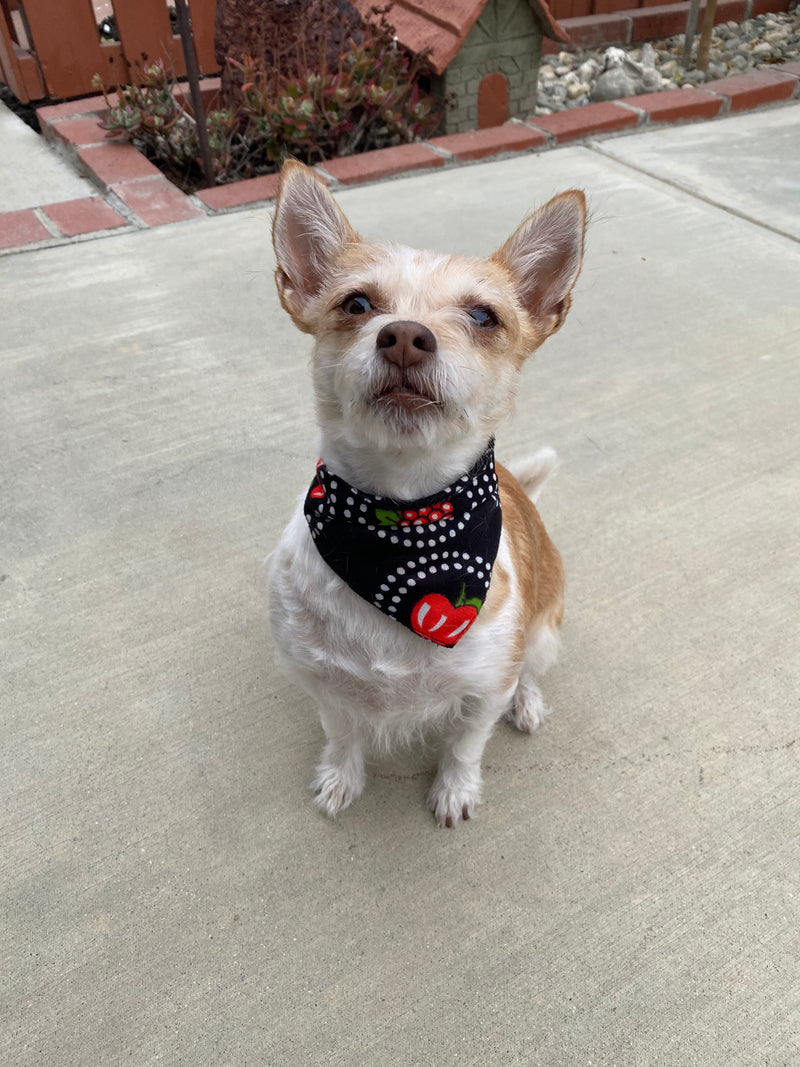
353, 0, 570, 134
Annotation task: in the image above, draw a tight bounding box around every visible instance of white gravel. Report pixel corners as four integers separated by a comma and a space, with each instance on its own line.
536, 3, 800, 112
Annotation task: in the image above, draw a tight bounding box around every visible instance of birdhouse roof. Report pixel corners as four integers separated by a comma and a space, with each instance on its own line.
351, 0, 570, 76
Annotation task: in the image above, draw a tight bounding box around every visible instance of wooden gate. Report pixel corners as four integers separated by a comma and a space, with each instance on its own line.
0, 0, 217, 102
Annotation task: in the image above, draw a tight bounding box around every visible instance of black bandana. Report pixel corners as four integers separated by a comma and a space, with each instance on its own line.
304, 442, 502, 647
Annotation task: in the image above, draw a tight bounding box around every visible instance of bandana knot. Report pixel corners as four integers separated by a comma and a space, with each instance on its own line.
303, 443, 502, 647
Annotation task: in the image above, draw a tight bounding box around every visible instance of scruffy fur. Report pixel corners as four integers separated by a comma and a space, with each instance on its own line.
269, 160, 586, 827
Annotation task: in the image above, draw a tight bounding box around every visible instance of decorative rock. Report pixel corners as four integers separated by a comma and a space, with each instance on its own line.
591, 47, 640, 101
638, 43, 662, 92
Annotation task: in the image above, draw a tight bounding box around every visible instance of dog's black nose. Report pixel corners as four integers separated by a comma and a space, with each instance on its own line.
376, 320, 437, 371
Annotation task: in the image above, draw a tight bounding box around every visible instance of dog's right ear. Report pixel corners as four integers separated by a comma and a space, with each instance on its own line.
272, 159, 359, 329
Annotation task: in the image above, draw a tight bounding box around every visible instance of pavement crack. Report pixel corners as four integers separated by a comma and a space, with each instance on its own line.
586, 133, 800, 245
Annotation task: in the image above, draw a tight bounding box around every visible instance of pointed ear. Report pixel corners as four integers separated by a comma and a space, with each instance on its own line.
272, 159, 359, 327
491, 190, 586, 340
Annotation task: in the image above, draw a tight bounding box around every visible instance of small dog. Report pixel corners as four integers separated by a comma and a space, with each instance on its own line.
268, 160, 586, 827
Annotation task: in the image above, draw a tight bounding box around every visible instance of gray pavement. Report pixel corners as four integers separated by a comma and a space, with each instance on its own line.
593, 105, 800, 240
2, 103, 799, 1066
0, 100, 97, 211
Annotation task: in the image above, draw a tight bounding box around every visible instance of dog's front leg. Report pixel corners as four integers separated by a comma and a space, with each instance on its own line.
427, 693, 512, 828
311, 702, 367, 818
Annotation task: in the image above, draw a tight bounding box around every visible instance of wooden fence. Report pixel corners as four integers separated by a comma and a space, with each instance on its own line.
0, 0, 691, 104
0, 0, 217, 102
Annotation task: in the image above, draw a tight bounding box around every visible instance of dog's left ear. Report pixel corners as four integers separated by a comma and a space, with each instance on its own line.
491, 190, 586, 340
272, 159, 360, 329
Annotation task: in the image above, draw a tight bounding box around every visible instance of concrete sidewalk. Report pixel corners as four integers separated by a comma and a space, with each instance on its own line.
0, 99, 129, 247
0, 100, 96, 211
2, 64, 798, 252
1, 105, 799, 1066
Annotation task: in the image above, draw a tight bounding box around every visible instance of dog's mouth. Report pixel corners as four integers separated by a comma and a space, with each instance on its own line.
375, 381, 441, 412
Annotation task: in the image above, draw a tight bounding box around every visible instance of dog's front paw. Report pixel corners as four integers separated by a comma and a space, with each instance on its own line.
427, 776, 481, 829
507, 680, 551, 734
312, 762, 365, 818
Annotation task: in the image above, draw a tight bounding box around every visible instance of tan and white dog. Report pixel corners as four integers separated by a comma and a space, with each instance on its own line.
268, 160, 586, 827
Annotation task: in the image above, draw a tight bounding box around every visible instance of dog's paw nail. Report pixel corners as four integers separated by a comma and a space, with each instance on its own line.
462, 805, 470, 821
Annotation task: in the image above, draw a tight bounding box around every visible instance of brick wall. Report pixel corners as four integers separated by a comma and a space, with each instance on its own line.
549, 0, 684, 19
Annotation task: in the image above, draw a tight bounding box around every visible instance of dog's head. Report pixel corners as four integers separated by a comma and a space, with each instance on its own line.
272, 160, 585, 482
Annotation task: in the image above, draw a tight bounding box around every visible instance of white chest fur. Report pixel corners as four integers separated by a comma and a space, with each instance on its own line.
268, 507, 519, 746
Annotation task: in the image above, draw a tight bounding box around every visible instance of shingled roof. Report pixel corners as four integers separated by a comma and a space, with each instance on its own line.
352, 0, 570, 76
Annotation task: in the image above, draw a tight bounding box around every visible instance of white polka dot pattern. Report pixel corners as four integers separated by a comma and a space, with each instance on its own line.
303, 441, 502, 647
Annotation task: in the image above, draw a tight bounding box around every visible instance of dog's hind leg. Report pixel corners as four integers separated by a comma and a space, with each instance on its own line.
505, 623, 560, 734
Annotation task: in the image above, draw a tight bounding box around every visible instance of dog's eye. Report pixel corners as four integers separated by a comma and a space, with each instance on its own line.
468, 306, 499, 329
341, 293, 372, 315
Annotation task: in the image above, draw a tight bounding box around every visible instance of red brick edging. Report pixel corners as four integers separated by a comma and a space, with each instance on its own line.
0, 63, 797, 254
545, 0, 794, 51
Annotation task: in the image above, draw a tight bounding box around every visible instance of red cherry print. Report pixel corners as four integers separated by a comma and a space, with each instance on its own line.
410, 593, 478, 647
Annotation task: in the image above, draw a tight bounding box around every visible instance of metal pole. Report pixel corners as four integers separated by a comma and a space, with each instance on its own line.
682, 0, 702, 68
173, 0, 216, 187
